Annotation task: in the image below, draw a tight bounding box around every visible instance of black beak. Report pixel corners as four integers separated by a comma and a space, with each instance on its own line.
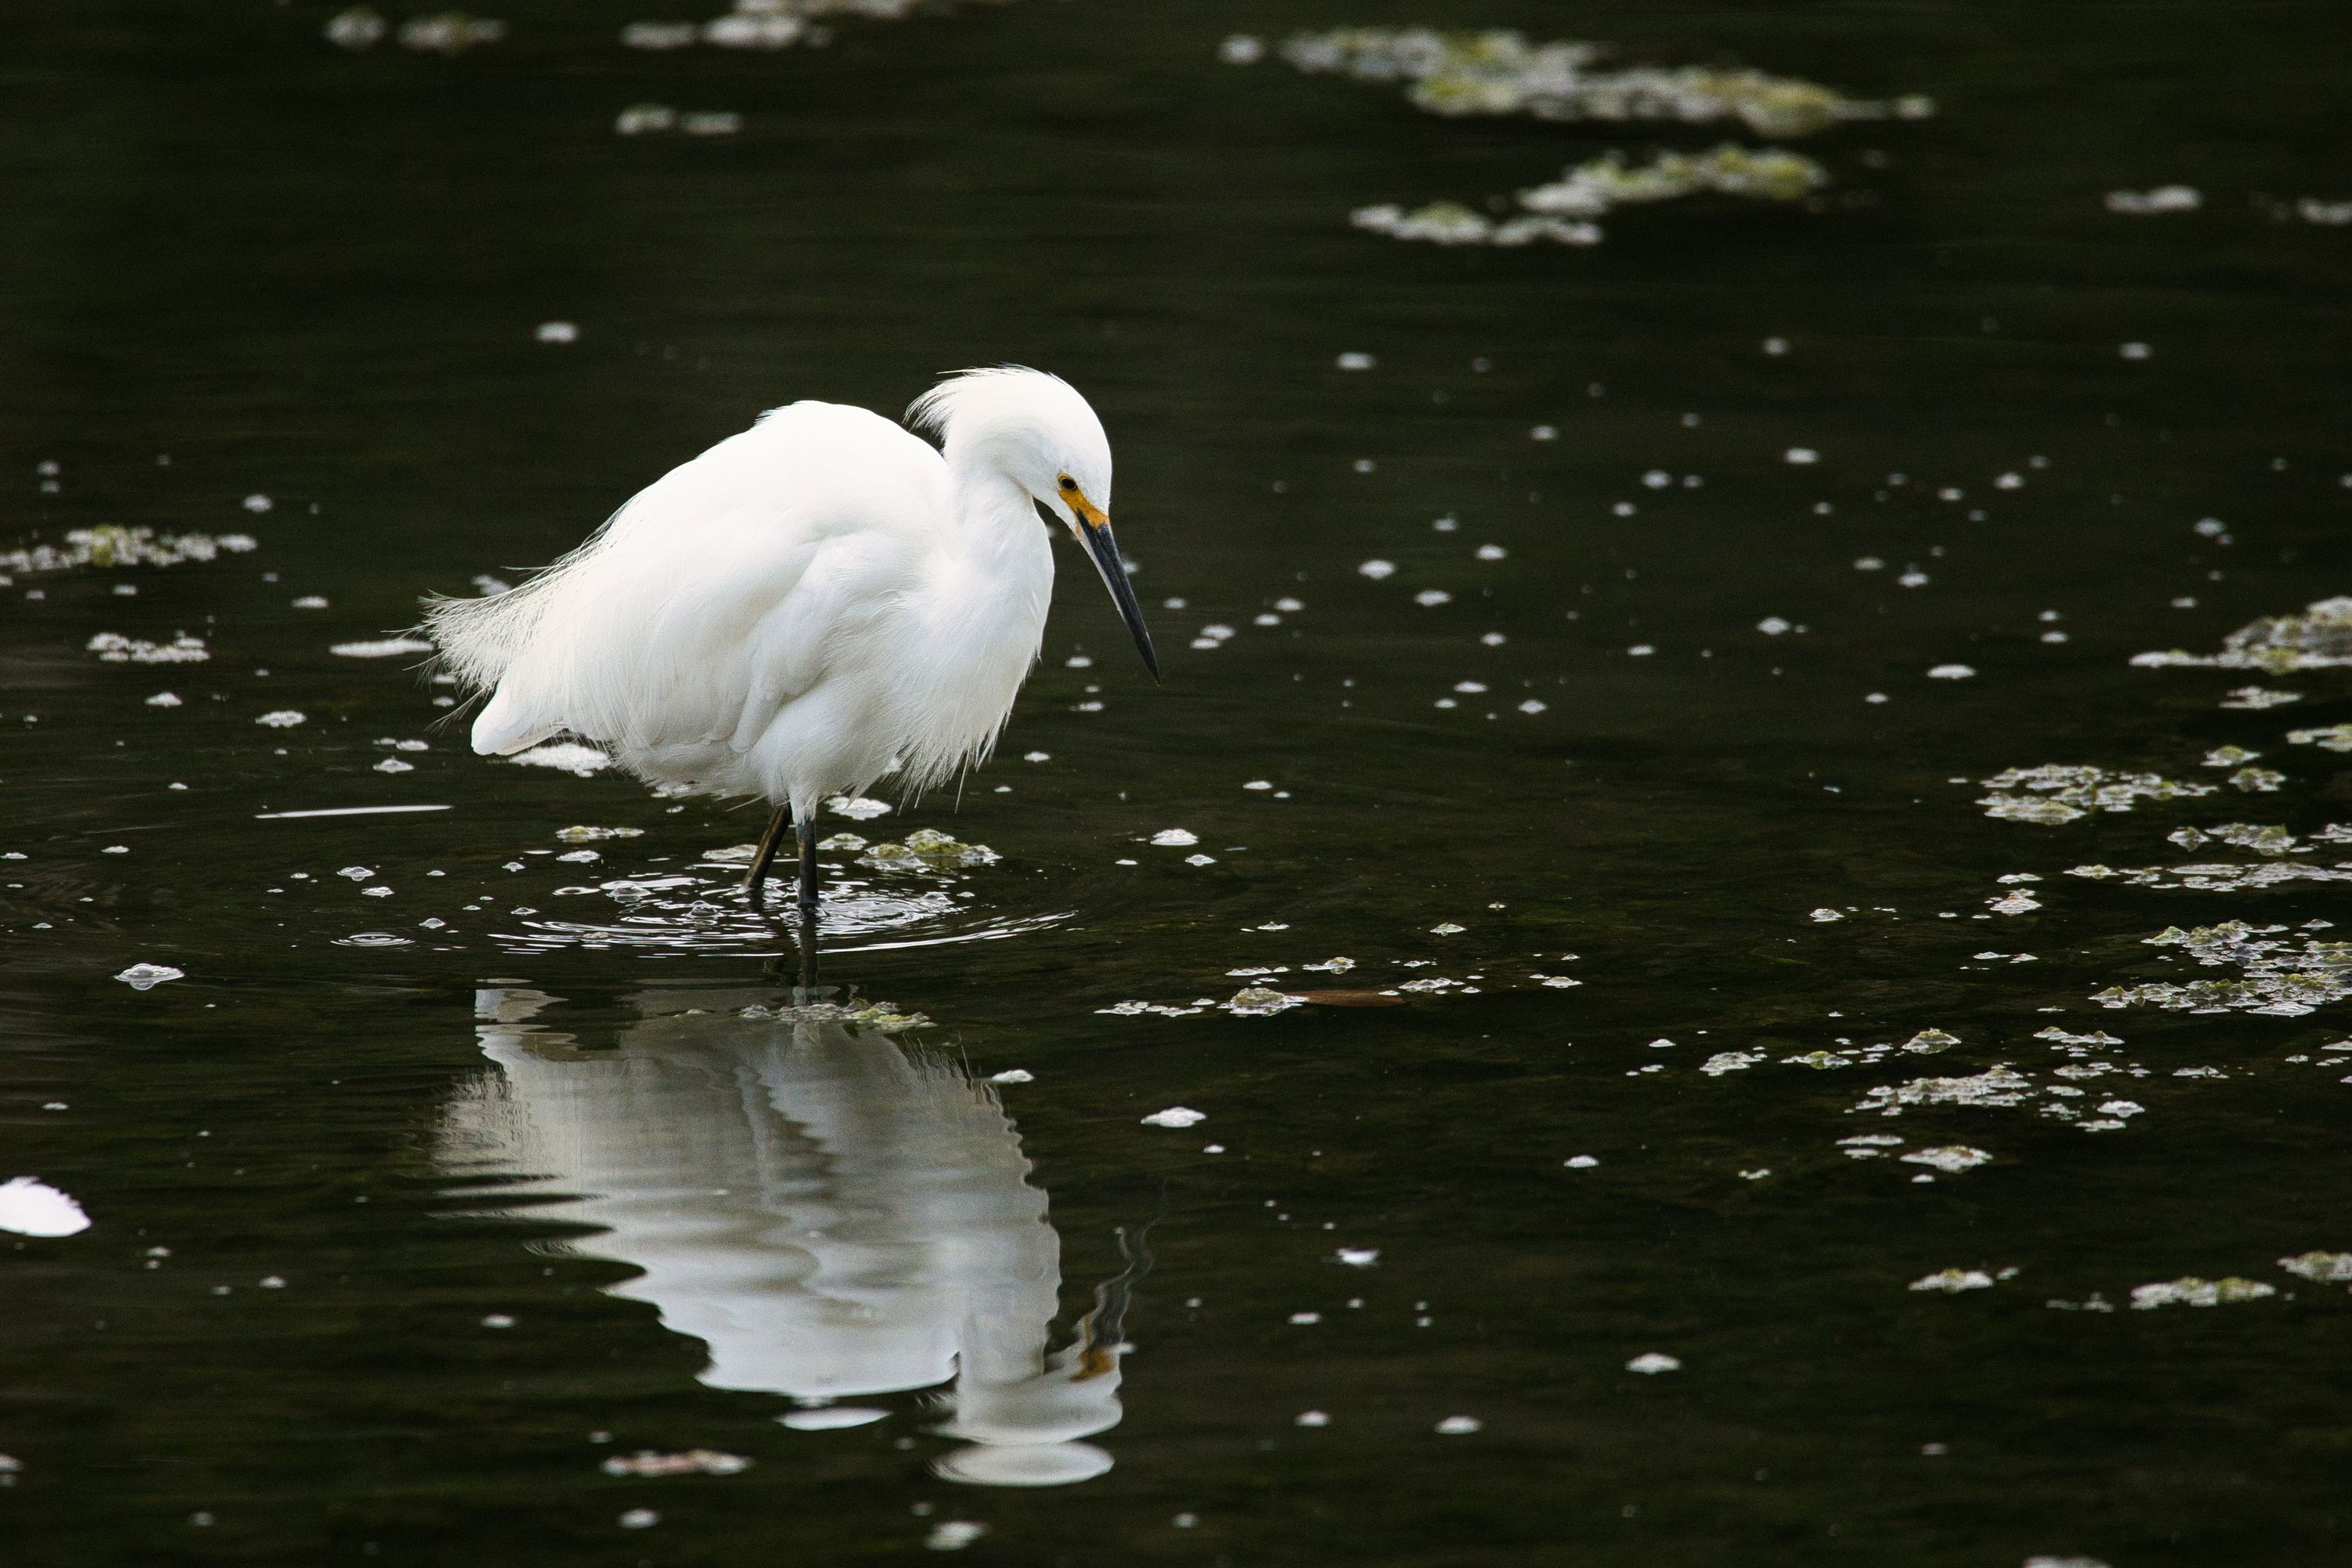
1078, 520, 1160, 681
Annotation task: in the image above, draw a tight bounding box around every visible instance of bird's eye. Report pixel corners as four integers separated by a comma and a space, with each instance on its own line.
1058, 475, 1077, 492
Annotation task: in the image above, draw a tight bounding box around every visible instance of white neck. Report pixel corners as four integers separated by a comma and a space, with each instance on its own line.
946, 456, 1045, 551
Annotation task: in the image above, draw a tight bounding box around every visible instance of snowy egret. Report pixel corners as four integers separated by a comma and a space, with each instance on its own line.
428, 367, 1157, 975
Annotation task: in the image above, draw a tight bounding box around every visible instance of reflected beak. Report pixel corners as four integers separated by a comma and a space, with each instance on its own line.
1070, 495, 1159, 681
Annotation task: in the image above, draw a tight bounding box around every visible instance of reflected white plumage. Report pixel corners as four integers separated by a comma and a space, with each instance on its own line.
444, 989, 1137, 1487
429, 367, 1157, 951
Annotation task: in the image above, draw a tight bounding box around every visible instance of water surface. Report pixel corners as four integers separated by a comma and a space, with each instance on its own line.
5, 2, 2352, 1563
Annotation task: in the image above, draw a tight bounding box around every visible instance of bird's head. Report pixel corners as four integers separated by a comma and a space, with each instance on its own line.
910, 366, 1158, 681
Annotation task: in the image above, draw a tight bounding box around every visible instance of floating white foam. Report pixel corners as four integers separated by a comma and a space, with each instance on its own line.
0, 1177, 91, 1236
331, 637, 434, 659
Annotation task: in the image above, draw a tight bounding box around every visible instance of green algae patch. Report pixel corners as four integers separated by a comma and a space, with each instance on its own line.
1350, 201, 1601, 247
1977, 764, 2216, 824
733, 999, 931, 1031
1855, 1067, 2035, 1116
2288, 723, 2352, 753
1352, 144, 1828, 249
1278, 27, 1925, 136
858, 829, 1001, 872
2129, 1276, 2277, 1309
2, 524, 256, 582
2093, 922, 2352, 1016
2132, 596, 2352, 673
1519, 145, 1827, 216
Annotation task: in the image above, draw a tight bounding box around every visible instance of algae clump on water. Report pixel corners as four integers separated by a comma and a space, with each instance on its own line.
1278, 27, 1922, 136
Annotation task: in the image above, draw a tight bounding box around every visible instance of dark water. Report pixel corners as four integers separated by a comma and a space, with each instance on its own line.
7, 2, 2352, 1563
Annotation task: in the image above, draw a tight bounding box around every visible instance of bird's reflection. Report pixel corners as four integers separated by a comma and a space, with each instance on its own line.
443, 987, 1137, 1487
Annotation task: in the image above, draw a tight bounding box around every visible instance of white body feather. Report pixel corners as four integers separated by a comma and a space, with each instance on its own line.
431, 371, 1109, 815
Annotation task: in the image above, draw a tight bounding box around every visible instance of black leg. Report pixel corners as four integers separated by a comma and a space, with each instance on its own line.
794, 812, 821, 993
743, 802, 792, 905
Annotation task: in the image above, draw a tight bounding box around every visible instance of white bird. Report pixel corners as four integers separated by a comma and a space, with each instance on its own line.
428, 367, 1157, 965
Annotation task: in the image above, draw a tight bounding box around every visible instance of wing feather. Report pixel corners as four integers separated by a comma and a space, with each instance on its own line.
440, 401, 945, 762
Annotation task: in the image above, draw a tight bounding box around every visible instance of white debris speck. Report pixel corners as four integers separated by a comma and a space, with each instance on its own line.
618, 1508, 659, 1530
925, 1521, 987, 1552
255, 710, 307, 728
1295, 1410, 1330, 1427
0, 1177, 93, 1237
1288, 1311, 1323, 1325
1430, 922, 1465, 935
534, 321, 579, 343
1530, 424, 1558, 441
1357, 559, 1396, 580
1185, 853, 1218, 866
600, 1450, 750, 1477
144, 691, 182, 707
1415, 590, 1454, 607
325, 5, 387, 48
1700, 1051, 1762, 1076
1336, 351, 1376, 370
2106, 184, 2201, 214
1336, 1248, 1379, 1267
1435, 1415, 1483, 1435
116, 963, 183, 990
1218, 33, 1266, 65
291, 595, 328, 609
481, 1313, 515, 1328
1149, 828, 1198, 847
1784, 448, 1819, 465
1900, 1145, 1992, 1174
1563, 1155, 1599, 1169
242, 493, 273, 514
1627, 643, 1654, 656
1909, 1268, 1995, 1294
1141, 1107, 1207, 1129
1989, 892, 2041, 915
988, 1069, 1034, 1084
1927, 663, 1976, 680
373, 759, 414, 775
1518, 699, 1548, 715
1625, 1353, 1680, 1374
1810, 907, 1843, 922
2120, 342, 2151, 360
508, 743, 612, 777
1757, 616, 1791, 635
330, 637, 434, 658
1024, 750, 1051, 763
826, 796, 891, 820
